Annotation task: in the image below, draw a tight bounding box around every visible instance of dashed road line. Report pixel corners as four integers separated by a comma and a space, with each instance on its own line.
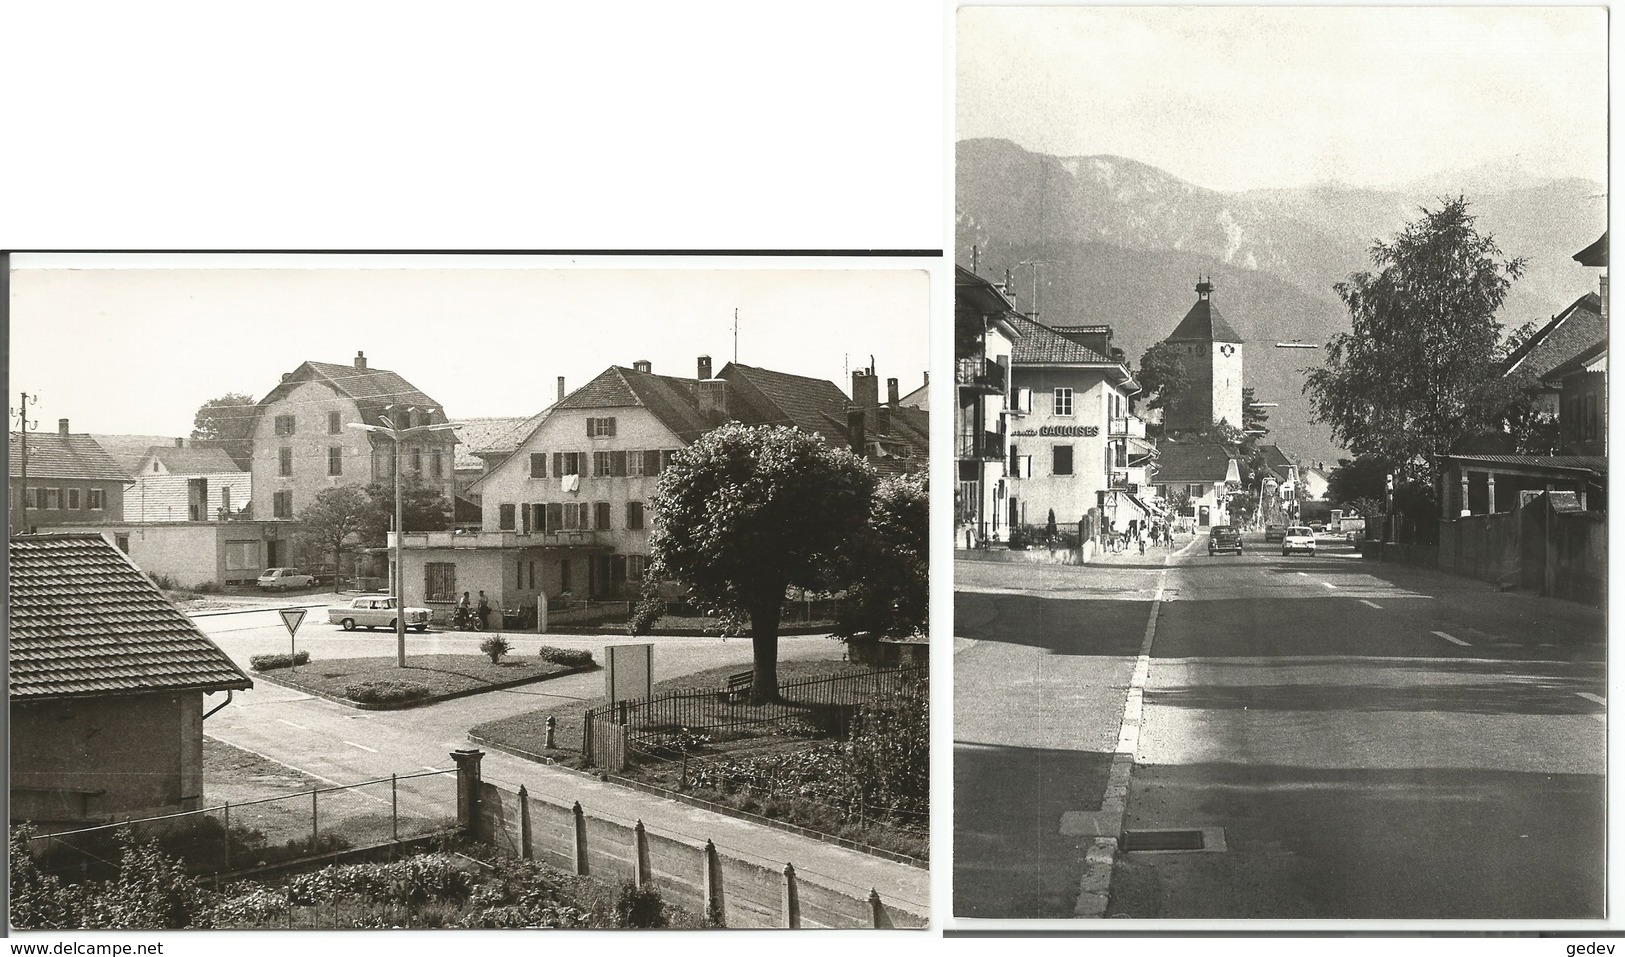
344, 741, 379, 753
1297, 571, 1309, 577
1577, 692, 1606, 706
1432, 630, 1470, 646
1359, 599, 1383, 609
277, 719, 311, 731
1321, 581, 1337, 589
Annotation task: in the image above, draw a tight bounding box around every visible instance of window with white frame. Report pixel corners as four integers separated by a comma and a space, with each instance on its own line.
1053, 388, 1074, 416
87, 487, 104, 510
587, 416, 617, 438
594, 451, 613, 477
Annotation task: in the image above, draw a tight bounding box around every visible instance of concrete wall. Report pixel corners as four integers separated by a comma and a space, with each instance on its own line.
397, 547, 513, 621
1437, 513, 1520, 584
11, 693, 203, 830
476, 780, 925, 928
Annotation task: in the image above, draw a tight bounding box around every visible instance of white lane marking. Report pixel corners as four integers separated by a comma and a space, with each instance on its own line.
1359, 599, 1383, 609
344, 740, 379, 753
277, 719, 311, 731
1322, 581, 1337, 589
1577, 692, 1607, 707
1297, 571, 1309, 577
1432, 630, 1470, 646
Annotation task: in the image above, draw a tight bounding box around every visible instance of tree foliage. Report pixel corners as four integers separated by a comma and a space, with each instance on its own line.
364, 472, 454, 533
1137, 341, 1189, 412
1241, 387, 1269, 438
1326, 456, 1390, 509
647, 424, 875, 702
298, 485, 384, 587
834, 470, 929, 641
190, 392, 258, 468
1305, 197, 1526, 482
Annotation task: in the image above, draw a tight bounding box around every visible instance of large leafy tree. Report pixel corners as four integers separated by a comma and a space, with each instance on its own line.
190, 393, 258, 469
834, 470, 929, 641
647, 423, 875, 703
1326, 456, 1390, 509
364, 473, 454, 533
1304, 197, 1526, 483
298, 485, 385, 589
1137, 341, 1188, 414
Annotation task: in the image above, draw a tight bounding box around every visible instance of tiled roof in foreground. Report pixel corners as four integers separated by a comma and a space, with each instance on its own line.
9, 534, 252, 700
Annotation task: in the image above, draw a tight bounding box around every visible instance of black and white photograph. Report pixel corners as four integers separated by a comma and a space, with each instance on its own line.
953, 6, 1608, 921
7, 258, 931, 931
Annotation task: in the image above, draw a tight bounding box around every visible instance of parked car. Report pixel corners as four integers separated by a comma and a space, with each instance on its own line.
1208, 525, 1243, 556
258, 567, 316, 591
1281, 526, 1317, 556
1264, 524, 1287, 543
328, 596, 431, 632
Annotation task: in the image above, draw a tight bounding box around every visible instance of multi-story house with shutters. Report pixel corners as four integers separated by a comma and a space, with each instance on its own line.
396, 355, 923, 623
955, 266, 1021, 546
248, 351, 456, 567
9, 420, 131, 534
1004, 315, 1149, 538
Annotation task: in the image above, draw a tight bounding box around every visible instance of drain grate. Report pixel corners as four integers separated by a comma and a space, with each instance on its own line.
1122, 829, 1205, 852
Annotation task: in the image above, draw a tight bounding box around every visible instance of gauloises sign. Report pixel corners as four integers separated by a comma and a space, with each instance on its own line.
1038, 425, 1100, 438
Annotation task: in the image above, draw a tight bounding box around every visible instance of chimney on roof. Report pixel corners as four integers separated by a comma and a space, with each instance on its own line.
697, 355, 713, 380
697, 379, 729, 421
175, 437, 185, 448
852, 369, 880, 409
877, 406, 892, 435
923, 371, 929, 385
633, 359, 652, 374
847, 408, 866, 454
887, 377, 899, 409
354, 351, 368, 370
557, 376, 566, 402
58, 418, 69, 436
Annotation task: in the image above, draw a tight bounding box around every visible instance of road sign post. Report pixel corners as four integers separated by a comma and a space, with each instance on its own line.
279, 607, 308, 669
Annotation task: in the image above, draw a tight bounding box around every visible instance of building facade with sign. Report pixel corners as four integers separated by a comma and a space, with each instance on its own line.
1004, 314, 1148, 535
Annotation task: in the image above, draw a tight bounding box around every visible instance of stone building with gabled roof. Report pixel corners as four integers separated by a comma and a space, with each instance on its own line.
1161, 277, 1245, 434
1151, 441, 1239, 528
10, 533, 252, 831
127, 441, 250, 523
249, 351, 457, 566
9, 420, 132, 534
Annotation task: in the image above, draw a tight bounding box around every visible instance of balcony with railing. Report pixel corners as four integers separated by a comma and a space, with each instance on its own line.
1109, 415, 1147, 439
395, 528, 607, 549
956, 428, 1006, 462
956, 356, 1009, 395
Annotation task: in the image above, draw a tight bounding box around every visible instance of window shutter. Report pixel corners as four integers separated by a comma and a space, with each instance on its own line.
1016, 387, 1031, 413
499, 504, 516, 530
553, 452, 563, 476
546, 502, 564, 530
531, 453, 546, 478
612, 451, 627, 476
606, 417, 617, 437
644, 449, 660, 475
586, 418, 595, 437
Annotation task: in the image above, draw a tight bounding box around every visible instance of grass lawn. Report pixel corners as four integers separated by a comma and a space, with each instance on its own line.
256, 653, 584, 706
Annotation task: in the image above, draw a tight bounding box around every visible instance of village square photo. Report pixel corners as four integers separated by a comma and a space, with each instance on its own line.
8, 258, 931, 930
953, 6, 1607, 922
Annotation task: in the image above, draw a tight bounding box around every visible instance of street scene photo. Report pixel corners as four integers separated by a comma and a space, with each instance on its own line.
954, 7, 1606, 920
9, 260, 929, 930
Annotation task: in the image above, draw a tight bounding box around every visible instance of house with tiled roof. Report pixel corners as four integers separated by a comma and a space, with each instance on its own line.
9, 420, 132, 534
1151, 441, 1239, 528
398, 355, 911, 618
955, 266, 1021, 545
1501, 291, 1606, 419
248, 351, 456, 567
1004, 311, 1149, 539
10, 533, 252, 832
1161, 278, 1245, 434
126, 441, 250, 523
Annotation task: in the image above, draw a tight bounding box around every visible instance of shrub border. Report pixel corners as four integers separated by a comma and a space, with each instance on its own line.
255, 663, 597, 711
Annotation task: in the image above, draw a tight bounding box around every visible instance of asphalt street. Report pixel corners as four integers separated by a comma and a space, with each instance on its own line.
190, 609, 928, 922
953, 534, 1605, 920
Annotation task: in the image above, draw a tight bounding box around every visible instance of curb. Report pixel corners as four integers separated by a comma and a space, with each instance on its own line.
186, 601, 330, 619
253, 662, 596, 711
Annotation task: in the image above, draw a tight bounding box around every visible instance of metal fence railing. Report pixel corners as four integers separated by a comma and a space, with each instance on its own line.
582, 664, 926, 768
22, 768, 459, 882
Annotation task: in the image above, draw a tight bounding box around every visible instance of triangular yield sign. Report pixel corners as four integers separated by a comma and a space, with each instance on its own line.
278, 607, 308, 638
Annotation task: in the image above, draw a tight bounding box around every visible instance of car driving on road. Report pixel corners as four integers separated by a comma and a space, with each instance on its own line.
1281, 525, 1317, 556
1208, 524, 1243, 556
328, 596, 431, 632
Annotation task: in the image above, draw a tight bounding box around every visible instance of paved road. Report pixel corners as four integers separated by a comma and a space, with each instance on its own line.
192, 611, 927, 922
954, 534, 1605, 919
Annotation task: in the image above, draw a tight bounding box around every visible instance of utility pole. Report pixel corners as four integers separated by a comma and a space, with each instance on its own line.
11, 392, 38, 535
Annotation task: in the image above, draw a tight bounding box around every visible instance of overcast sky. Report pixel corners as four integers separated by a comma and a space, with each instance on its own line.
8, 258, 929, 436
958, 6, 1608, 193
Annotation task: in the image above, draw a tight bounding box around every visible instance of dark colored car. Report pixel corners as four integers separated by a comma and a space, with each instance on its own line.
1264, 524, 1287, 543
1208, 525, 1243, 556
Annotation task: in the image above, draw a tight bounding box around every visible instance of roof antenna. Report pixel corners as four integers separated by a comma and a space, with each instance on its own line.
733, 308, 739, 363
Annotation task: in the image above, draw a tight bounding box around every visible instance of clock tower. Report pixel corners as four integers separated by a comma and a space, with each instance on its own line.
1161, 277, 1244, 434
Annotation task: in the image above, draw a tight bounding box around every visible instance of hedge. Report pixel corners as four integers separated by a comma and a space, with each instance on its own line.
343, 679, 432, 704
537, 646, 593, 668
250, 651, 310, 671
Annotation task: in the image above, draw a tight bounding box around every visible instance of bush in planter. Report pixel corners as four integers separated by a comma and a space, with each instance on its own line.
537, 646, 593, 668
344, 679, 432, 704
250, 651, 310, 671
479, 635, 512, 663
1006, 526, 1031, 550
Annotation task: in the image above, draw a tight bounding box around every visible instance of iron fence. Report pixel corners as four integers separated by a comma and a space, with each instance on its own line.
583, 664, 926, 768
22, 768, 459, 882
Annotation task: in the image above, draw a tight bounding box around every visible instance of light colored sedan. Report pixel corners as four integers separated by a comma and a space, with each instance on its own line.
328, 596, 431, 632
258, 567, 316, 591
1281, 526, 1317, 556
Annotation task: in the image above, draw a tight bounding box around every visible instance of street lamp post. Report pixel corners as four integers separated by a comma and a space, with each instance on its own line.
351, 406, 460, 668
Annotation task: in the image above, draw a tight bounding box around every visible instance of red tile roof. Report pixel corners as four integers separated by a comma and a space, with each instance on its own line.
8, 433, 131, 483
1008, 314, 1115, 364
9, 534, 252, 700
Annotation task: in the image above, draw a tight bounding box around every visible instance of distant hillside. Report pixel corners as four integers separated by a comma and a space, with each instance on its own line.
956, 137, 1607, 467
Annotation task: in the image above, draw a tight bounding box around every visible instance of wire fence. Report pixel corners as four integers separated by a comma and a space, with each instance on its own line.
583, 664, 926, 768
23, 768, 459, 882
